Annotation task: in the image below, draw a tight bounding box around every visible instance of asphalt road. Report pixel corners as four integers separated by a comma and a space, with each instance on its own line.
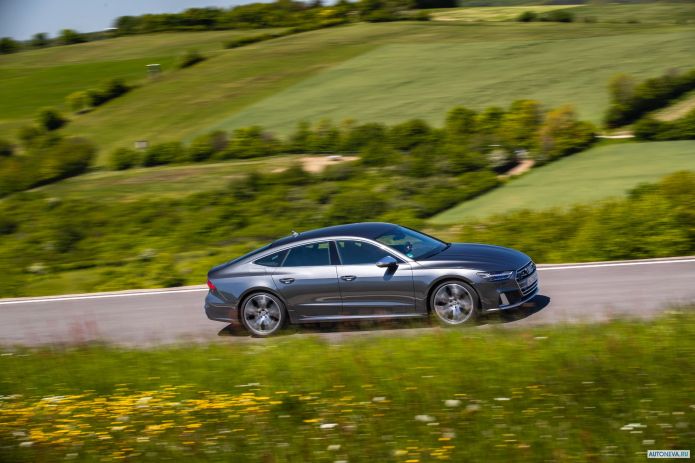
1, 257, 693, 347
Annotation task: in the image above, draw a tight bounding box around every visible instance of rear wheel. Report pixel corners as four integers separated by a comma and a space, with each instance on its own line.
430, 281, 478, 326
240, 292, 286, 337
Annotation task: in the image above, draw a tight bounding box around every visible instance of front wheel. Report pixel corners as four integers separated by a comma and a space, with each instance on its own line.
430, 281, 479, 326
240, 292, 286, 337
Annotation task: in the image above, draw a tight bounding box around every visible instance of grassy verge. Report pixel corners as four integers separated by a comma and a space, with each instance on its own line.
1, 310, 694, 462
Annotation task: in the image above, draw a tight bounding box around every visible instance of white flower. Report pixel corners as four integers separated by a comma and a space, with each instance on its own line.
19, 442, 34, 448
445, 399, 461, 407
494, 397, 511, 401
320, 423, 338, 430
415, 414, 435, 423
328, 444, 341, 451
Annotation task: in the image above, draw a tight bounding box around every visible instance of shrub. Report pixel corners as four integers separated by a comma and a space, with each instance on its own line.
143, 142, 184, 167
0, 139, 13, 157
177, 50, 206, 69
540, 10, 574, 23
187, 131, 228, 162
66, 91, 90, 113
389, 119, 433, 151
517, 11, 537, 22
109, 147, 142, 170
604, 68, 695, 128
37, 108, 67, 131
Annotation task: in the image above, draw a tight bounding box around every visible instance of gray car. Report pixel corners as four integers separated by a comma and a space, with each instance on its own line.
205, 222, 539, 336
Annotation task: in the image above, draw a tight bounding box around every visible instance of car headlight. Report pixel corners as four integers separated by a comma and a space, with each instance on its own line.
477, 270, 514, 282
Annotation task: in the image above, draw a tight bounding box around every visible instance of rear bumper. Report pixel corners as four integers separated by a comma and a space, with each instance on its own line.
204, 292, 239, 323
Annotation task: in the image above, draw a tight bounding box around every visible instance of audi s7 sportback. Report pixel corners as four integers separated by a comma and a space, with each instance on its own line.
205, 222, 539, 336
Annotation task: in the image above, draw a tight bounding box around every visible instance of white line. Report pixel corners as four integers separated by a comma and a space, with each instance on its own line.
1, 258, 694, 306
539, 258, 695, 271
0, 288, 208, 306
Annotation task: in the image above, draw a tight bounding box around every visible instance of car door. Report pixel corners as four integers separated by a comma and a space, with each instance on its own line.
269, 241, 342, 320
335, 239, 415, 316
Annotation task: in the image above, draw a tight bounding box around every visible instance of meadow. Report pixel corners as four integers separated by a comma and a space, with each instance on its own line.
430, 140, 695, 224
0, 7, 692, 162
0, 29, 284, 138
0, 310, 693, 462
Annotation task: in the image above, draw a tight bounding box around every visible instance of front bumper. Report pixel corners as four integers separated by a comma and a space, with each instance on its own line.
204, 291, 239, 323
479, 262, 540, 312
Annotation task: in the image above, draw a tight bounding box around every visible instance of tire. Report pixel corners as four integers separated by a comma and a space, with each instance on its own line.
239, 292, 287, 337
429, 280, 479, 326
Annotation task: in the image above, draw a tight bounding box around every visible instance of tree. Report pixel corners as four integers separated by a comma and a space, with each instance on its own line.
498, 100, 543, 151
608, 73, 636, 106
59, 29, 86, 45
445, 106, 477, 140
114, 16, 140, 34
31, 33, 50, 48
37, 108, 67, 131
537, 105, 595, 161
389, 119, 433, 151
0, 37, 19, 54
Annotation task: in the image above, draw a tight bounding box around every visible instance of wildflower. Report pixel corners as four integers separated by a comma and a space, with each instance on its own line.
415, 415, 435, 423
320, 423, 338, 429
444, 400, 461, 407
328, 444, 341, 451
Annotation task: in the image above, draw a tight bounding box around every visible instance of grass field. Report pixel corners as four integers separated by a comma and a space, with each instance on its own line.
1, 310, 693, 462
430, 5, 578, 22
0, 29, 283, 137
29, 155, 299, 202
430, 140, 695, 224
571, 2, 695, 24
1, 8, 692, 164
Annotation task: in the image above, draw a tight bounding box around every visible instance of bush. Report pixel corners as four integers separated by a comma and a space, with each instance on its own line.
604, 68, 695, 128
143, 142, 184, 167
37, 108, 67, 131
187, 131, 228, 162
177, 50, 206, 69
109, 147, 142, 170
0, 139, 13, 157
66, 91, 90, 113
517, 11, 537, 22
634, 109, 695, 141
540, 10, 574, 23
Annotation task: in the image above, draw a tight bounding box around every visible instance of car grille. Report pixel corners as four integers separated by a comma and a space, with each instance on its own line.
516, 261, 538, 296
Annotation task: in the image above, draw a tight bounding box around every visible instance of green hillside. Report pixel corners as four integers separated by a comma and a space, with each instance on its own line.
430, 140, 695, 224
0, 29, 282, 137
0, 6, 692, 164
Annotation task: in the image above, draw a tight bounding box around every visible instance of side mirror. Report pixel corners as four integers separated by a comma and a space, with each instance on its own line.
376, 256, 398, 268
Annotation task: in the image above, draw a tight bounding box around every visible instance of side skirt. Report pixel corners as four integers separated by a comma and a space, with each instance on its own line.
293, 313, 427, 323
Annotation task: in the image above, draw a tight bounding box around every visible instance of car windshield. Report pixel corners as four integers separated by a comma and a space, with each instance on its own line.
375, 226, 447, 260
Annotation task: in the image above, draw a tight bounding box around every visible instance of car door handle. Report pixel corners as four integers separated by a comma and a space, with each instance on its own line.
340, 275, 356, 281
279, 278, 295, 284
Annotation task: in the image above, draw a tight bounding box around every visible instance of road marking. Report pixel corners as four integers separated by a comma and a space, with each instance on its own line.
0, 288, 208, 306
1, 258, 693, 306
539, 258, 695, 271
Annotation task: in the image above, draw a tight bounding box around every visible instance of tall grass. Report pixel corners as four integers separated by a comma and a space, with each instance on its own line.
1, 310, 693, 462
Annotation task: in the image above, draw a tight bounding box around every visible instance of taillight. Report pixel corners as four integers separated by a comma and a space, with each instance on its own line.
207, 279, 217, 292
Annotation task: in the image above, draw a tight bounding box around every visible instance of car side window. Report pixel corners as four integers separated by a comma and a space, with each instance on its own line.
336, 240, 395, 265
254, 250, 287, 267
283, 242, 332, 267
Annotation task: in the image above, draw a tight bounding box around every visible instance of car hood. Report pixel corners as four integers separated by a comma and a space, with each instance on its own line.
417, 243, 531, 271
